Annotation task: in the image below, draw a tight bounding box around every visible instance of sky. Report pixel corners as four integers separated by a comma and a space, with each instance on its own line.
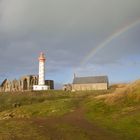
0, 0, 140, 88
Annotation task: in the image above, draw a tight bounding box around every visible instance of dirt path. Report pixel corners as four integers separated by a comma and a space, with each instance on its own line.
33, 108, 121, 140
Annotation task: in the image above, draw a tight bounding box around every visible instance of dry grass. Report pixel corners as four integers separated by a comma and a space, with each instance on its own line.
95, 80, 140, 105
85, 80, 140, 140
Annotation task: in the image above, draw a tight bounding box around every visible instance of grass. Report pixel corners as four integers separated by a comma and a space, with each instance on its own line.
0, 91, 70, 111
85, 81, 140, 140
85, 100, 140, 140
0, 91, 82, 120
12, 98, 78, 118
0, 80, 139, 139
54, 123, 90, 140
0, 91, 83, 139
0, 119, 47, 140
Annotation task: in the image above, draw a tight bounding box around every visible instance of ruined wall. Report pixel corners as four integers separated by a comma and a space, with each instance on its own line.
0, 75, 38, 92
63, 84, 72, 91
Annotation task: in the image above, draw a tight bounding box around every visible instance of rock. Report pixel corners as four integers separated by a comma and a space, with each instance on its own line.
13, 102, 21, 108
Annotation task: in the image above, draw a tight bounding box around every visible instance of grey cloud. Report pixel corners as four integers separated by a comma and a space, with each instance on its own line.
86, 27, 140, 65
0, 0, 140, 83
1, 0, 140, 33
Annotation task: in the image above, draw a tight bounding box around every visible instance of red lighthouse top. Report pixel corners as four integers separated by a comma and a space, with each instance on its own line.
39, 52, 46, 61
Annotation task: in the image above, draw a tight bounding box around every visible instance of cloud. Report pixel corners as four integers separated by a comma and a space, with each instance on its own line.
1, 0, 140, 33
0, 0, 140, 83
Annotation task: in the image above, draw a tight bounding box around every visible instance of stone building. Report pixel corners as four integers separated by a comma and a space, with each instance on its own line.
63, 84, 72, 91
0, 75, 38, 92
45, 80, 54, 90
0, 75, 54, 92
72, 75, 109, 91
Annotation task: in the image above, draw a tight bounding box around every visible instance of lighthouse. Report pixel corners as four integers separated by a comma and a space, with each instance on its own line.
38, 52, 45, 85
33, 52, 49, 91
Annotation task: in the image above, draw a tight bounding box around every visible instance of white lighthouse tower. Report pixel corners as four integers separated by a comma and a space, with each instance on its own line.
38, 52, 45, 85
33, 52, 49, 91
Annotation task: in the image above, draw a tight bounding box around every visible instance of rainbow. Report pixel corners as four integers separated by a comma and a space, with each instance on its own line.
80, 19, 140, 66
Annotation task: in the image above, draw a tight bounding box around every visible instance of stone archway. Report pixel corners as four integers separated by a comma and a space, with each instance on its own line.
30, 77, 35, 90
35, 77, 38, 85
23, 78, 28, 90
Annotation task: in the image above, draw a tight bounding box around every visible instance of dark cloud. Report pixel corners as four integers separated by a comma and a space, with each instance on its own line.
0, 0, 140, 83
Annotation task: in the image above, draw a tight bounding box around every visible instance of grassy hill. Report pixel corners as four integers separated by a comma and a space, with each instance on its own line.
0, 81, 139, 139
85, 80, 140, 140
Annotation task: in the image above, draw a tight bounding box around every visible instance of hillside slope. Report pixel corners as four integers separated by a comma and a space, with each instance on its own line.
0, 80, 139, 139
85, 80, 140, 140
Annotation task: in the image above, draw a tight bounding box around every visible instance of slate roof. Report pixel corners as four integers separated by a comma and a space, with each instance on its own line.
73, 76, 108, 84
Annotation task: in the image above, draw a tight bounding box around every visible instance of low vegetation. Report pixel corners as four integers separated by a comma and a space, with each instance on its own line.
0, 80, 139, 139
85, 80, 140, 140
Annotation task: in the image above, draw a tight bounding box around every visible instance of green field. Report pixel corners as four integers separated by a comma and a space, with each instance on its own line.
0, 81, 139, 140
